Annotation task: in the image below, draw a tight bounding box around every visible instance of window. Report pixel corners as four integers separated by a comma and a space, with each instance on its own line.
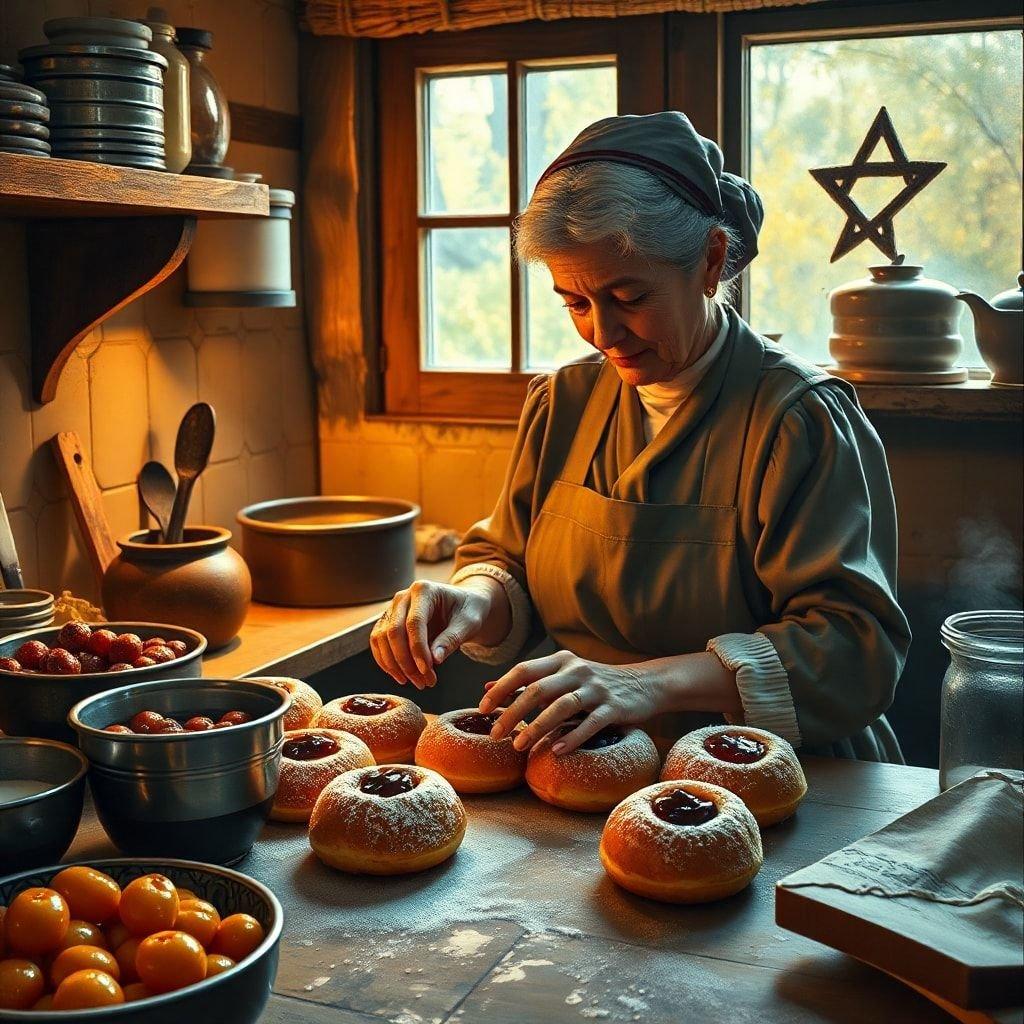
378, 18, 665, 418
726, 6, 1022, 367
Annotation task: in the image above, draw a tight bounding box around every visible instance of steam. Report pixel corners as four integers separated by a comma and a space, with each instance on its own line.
946, 515, 1023, 613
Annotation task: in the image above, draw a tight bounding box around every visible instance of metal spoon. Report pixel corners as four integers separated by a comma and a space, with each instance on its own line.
138, 461, 176, 542
165, 402, 216, 544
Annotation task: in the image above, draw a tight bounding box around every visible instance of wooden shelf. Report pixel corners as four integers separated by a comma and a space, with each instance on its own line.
856, 379, 1022, 421
0, 151, 269, 219
0, 152, 270, 403
202, 560, 455, 680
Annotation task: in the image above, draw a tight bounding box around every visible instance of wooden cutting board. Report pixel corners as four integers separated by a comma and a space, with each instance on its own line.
50, 430, 118, 587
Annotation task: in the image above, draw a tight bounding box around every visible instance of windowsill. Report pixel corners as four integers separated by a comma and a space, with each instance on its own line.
371, 378, 1022, 425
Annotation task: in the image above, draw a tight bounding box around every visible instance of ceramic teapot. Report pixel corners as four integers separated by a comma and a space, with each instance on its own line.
957, 272, 1023, 387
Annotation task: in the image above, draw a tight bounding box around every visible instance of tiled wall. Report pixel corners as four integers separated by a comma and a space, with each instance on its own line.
0, 0, 316, 605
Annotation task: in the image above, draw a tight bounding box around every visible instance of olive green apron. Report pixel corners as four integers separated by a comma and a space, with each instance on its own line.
524, 329, 765, 748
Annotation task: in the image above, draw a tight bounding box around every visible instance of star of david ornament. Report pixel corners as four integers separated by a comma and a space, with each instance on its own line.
810, 107, 946, 263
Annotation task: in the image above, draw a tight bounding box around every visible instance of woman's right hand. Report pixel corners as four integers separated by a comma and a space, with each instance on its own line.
370, 579, 508, 689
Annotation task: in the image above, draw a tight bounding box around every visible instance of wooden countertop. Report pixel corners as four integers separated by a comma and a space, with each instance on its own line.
64, 758, 960, 1023
202, 560, 455, 680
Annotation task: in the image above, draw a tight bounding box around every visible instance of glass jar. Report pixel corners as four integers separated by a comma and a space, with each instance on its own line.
175, 26, 229, 168
144, 10, 191, 173
939, 610, 1023, 791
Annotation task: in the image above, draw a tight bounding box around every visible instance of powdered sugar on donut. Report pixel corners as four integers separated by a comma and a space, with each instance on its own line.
661, 725, 804, 798
276, 729, 374, 810
315, 694, 426, 754
606, 781, 762, 875
528, 726, 659, 788
423, 709, 524, 771
311, 765, 465, 856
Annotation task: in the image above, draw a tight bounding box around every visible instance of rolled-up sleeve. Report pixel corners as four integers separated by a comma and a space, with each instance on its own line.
750, 384, 911, 749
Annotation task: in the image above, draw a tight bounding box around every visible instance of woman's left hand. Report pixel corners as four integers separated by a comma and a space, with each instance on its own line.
478, 650, 663, 754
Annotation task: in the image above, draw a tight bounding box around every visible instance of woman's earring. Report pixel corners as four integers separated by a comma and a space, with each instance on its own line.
704, 285, 716, 298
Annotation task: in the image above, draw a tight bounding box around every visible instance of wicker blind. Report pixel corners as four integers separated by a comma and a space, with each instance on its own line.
303, 0, 823, 37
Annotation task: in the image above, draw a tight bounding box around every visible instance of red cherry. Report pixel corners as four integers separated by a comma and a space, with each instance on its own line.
58, 622, 93, 653
14, 640, 49, 670
213, 721, 235, 729
0, 657, 22, 672
153, 719, 184, 734
129, 711, 165, 734
145, 646, 175, 665
165, 641, 188, 658
109, 634, 143, 665
132, 656, 156, 669
89, 629, 117, 658
218, 711, 252, 726
107, 663, 133, 672
104, 725, 133, 734
184, 717, 215, 732
45, 649, 82, 675
142, 637, 167, 650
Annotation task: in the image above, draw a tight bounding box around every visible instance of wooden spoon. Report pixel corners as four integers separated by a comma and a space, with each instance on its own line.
138, 461, 176, 542
165, 402, 216, 544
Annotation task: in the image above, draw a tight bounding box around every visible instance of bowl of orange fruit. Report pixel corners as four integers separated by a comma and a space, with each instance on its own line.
0, 859, 282, 1021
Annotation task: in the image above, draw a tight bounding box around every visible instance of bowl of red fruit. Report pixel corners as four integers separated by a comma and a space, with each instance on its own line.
68, 679, 289, 866
0, 623, 207, 743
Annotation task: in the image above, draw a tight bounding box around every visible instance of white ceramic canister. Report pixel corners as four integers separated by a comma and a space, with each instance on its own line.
144, 8, 191, 173
828, 263, 967, 384
185, 188, 296, 303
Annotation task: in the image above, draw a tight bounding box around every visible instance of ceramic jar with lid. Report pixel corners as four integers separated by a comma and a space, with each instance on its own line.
143, 8, 191, 173
176, 26, 229, 172
958, 272, 1024, 387
102, 526, 251, 650
828, 263, 967, 384
185, 188, 297, 306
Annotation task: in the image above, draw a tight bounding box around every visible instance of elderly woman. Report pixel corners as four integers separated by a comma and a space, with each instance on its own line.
370, 112, 911, 762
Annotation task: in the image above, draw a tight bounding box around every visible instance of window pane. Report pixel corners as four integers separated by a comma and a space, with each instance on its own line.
748, 31, 1022, 367
524, 262, 586, 370
522, 63, 617, 204
424, 227, 511, 369
423, 71, 508, 215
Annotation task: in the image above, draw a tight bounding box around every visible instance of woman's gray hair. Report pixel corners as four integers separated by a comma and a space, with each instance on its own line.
514, 161, 742, 288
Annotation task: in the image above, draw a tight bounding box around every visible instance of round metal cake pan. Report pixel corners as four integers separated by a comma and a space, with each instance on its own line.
43, 15, 153, 49
23, 59, 166, 84
0, 133, 50, 151
53, 142, 166, 157
0, 99, 49, 121
54, 126, 163, 142
237, 496, 421, 607
58, 151, 165, 169
29, 79, 163, 107
20, 43, 167, 68
0, 146, 48, 157
0, 118, 49, 139
0, 81, 46, 104
49, 102, 163, 129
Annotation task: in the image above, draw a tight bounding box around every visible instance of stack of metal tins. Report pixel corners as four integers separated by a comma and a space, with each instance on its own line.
0, 64, 51, 158
19, 17, 168, 170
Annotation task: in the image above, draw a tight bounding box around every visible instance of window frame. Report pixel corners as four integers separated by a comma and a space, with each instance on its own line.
721, 0, 1024, 332
376, 16, 667, 419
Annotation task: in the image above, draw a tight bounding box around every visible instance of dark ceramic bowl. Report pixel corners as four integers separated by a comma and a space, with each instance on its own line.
0, 857, 282, 1024
0, 738, 87, 874
0, 622, 207, 742
69, 679, 288, 865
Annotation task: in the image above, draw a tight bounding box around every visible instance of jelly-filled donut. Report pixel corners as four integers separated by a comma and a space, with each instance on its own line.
526, 722, 660, 812
271, 727, 375, 823
600, 780, 763, 903
314, 693, 426, 763
660, 725, 807, 827
309, 764, 467, 874
415, 709, 526, 794
248, 676, 323, 731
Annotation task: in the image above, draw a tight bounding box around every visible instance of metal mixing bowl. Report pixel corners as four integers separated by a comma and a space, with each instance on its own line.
0, 857, 283, 1024
0, 622, 207, 742
69, 679, 288, 865
0, 738, 87, 874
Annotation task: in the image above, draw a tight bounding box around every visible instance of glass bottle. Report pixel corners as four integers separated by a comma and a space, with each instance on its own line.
144, 9, 191, 173
939, 610, 1023, 791
175, 26, 230, 169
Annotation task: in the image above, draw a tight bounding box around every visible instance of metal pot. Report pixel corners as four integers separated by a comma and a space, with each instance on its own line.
237, 496, 420, 607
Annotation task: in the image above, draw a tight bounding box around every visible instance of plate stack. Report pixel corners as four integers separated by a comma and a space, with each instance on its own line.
0, 590, 56, 640
19, 17, 168, 170
0, 65, 51, 159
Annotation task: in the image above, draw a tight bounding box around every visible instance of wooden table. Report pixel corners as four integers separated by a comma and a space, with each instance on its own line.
63, 757, 959, 1024
203, 560, 455, 680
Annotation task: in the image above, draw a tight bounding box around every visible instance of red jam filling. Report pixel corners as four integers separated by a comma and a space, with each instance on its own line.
651, 788, 718, 826
552, 720, 623, 750
703, 732, 767, 764
453, 711, 501, 735
284, 733, 341, 761
360, 768, 417, 797
343, 695, 391, 716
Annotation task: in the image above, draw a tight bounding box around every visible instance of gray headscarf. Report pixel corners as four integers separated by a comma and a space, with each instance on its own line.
535, 111, 764, 274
